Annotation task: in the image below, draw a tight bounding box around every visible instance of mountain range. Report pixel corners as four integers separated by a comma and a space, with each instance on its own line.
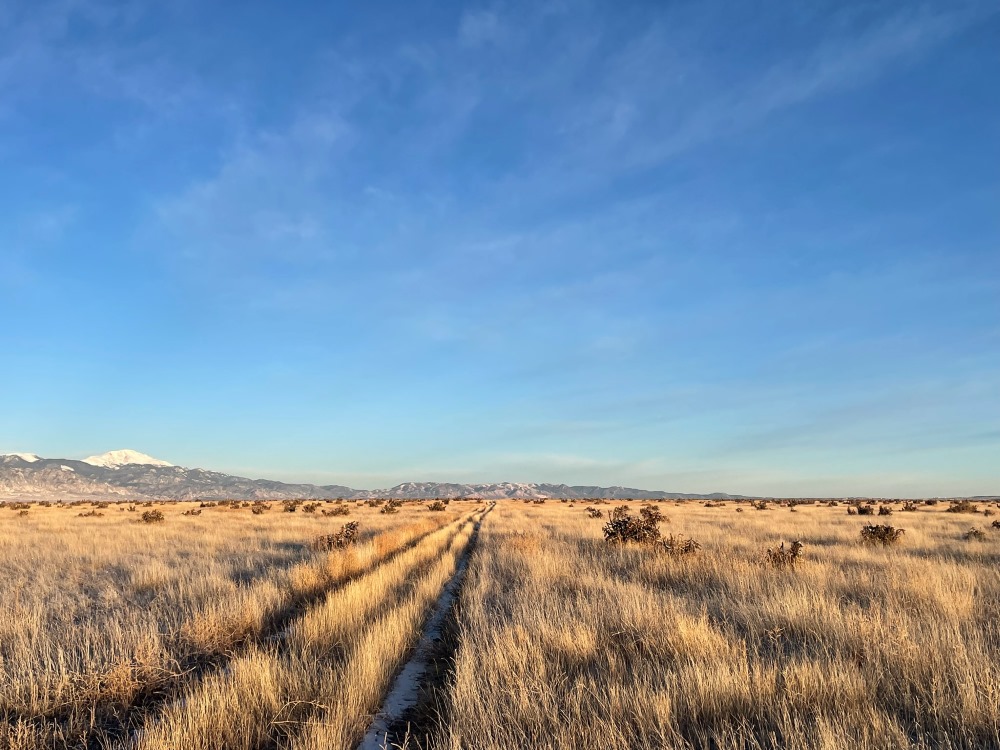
0, 450, 743, 501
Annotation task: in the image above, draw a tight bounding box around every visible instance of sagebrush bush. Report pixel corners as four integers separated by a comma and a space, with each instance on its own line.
427, 500, 448, 511
878, 505, 893, 516
902, 501, 918, 512
603, 506, 661, 545
639, 504, 665, 525
657, 534, 701, 556
181, 508, 202, 516
947, 500, 979, 514
765, 541, 804, 569
312, 521, 360, 550
963, 528, 986, 541
141, 510, 165, 524
585, 507, 603, 519
860, 524, 904, 546
380, 499, 403, 514
856, 504, 875, 516
322, 505, 351, 516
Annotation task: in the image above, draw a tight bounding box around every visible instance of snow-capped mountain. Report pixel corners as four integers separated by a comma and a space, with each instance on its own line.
1, 452, 40, 462
82, 449, 174, 468
0, 450, 744, 501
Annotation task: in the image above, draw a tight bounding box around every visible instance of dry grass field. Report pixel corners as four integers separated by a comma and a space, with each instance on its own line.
2, 496, 999, 749
434, 500, 1000, 750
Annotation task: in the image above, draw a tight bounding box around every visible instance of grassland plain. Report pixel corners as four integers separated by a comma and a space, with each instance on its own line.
430, 500, 1000, 750
0, 498, 479, 749
2, 496, 998, 750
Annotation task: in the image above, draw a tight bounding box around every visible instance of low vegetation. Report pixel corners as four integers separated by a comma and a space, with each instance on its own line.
2, 497, 997, 749
860, 523, 906, 546
432, 501, 1000, 750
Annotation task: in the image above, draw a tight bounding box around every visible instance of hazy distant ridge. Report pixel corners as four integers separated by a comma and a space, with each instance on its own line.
0, 452, 741, 501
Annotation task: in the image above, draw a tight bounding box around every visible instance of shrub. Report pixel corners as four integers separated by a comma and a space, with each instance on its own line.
901, 501, 918, 512
250, 502, 270, 515
8, 502, 31, 511
963, 528, 986, 541
182, 508, 202, 516
765, 540, 804, 569
751, 500, 769, 511
18, 509, 29, 517
861, 524, 904, 546
878, 505, 893, 516
302, 502, 322, 513
846, 506, 858, 516
856, 504, 875, 516
585, 507, 603, 519
657, 534, 701, 556
993, 520, 1000, 530
603, 506, 661, 545
427, 500, 448, 511
312, 522, 359, 550
366, 498, 384, 508
282, 500, 301, 513
141, 510, 165, 524
322, 505, 351, 516
639, 504, 665, 525
924, 499, 939, 506
381, 499, 403, 514
947, 500, 979, 514
78, 509, 104, 517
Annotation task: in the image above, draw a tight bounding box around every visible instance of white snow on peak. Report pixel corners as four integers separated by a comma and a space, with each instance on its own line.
1, 452, 41, 462
82, 449, 174, 468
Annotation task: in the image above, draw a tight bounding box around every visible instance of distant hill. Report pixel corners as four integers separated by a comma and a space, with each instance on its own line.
0, 451, 744, 501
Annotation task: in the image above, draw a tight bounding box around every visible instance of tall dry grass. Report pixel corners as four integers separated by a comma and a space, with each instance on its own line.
433, 501, 1000, 750
0, 499, 465, 749
134, 507, 485, 750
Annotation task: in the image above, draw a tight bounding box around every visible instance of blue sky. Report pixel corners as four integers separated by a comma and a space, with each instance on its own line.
1, 0, 998, 496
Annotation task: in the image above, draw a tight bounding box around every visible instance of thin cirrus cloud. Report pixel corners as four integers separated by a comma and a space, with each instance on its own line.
0, 0, 997, 495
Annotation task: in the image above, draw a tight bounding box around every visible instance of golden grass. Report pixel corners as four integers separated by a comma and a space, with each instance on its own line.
433, 500, 1000, 750
0, 499, 470, 749
5, 497, 999, 750
133, 508, 484, 750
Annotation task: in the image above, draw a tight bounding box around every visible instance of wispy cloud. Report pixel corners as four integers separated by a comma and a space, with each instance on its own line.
458, 8, 506, 48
